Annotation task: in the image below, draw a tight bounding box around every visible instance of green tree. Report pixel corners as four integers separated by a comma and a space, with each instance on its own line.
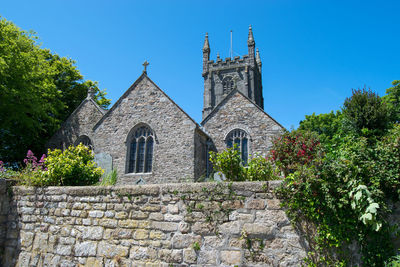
383, 80, 400, 124
299, 111, 343, 146
0, 17, 110, 163
342, 87, 390, 136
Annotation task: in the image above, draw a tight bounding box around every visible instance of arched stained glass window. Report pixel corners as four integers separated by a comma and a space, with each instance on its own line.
75, 135, 93, 150
225, 129, 248, 165
127, 125, 154, 173
222, 76, 235, 94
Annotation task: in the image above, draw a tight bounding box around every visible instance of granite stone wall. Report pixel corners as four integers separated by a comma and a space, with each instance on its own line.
0, 179, 11, 261
1, 180, 307, 267
202, 91, 283, 156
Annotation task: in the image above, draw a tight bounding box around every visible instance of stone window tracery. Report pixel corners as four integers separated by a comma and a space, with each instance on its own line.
225, 129, 248, 165
222, 76, 235, 94
128, 125, 154, 173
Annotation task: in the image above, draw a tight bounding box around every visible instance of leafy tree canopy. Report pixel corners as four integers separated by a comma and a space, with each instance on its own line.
342, 87, 389, 136
383, 80, 400, 124
0, 17, 110, 163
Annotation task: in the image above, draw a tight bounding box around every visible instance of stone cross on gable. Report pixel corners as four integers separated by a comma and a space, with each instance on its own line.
143, 60, 149, 74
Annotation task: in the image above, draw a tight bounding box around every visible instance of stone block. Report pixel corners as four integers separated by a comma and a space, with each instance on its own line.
85, 257, 104, 267
129, 246, 157, 260
97, 241, 129, 258
20, 231, 34, 248
172, 234, 202, 249
151, 221, 178, 232
130, 210, 148, 219
219, 221, 241, 235
56, 244, 72, 256
203, 236, 224, 249
99, 218, 118, 228
104, 211, 115, 218
149, 212, 164, 221
80, 226, 104, 240
118, 219, 139, 228
89, 210, 104, 218
134, 229, 149, 240
246, 199, 266, 210
178, 222, 190, 233
183, 248, 197, 264
266, 199, 281, 210
149, 230, 164, 240
197, 250, 216, 265
243, 223, 272, 235
75, 241, 97, 256
141, 204, 161, 212
220, 250, 242, 265
115, 211, 128, 219
158, 249, 183, 263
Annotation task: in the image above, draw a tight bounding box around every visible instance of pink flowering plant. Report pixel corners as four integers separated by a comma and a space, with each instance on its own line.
16, 144, 103, 186
17, 150, 48, 186
270, 130, 323, 177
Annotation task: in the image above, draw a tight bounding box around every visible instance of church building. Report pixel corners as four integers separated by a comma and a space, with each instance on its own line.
47, 26, 283, 185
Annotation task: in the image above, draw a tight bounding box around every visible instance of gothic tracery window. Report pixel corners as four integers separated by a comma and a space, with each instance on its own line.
225, 129, 248, 165
127, 125, 154, 173
222, 76, 235, 94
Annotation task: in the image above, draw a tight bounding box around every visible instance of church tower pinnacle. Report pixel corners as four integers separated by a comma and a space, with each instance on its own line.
201, 27, 264, 121
247, 25, 255, 65
202, 33, 210, 75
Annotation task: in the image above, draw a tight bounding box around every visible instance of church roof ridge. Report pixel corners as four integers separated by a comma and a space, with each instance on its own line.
201, 89, 284, 129
93, 72, 201, 132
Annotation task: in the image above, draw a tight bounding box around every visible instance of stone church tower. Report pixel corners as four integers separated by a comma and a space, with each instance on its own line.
202, 26, 264, 119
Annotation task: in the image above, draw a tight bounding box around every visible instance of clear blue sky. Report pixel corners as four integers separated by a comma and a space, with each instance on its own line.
3, 0, 400, 129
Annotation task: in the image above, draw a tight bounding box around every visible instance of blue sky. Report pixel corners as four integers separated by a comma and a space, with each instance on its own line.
2, 0, 400, 129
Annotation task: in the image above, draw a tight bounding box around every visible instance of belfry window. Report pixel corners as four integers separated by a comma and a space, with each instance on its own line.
222, 76, 234, 94
127, 125, 154, 173
225, 129, 248, 165
75, 135, 93, 150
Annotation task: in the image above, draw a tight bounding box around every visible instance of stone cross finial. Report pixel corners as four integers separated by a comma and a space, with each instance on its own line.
143, 60, 149, 74
87, 86, 95, 100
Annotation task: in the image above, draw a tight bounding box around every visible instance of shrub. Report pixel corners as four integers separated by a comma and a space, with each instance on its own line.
14, 150, 48, 185
209, 146, 245, 181
342, 87, 390, 136
44, 144, 103, 186
244, 156, 279, 181
271, 130, 323, 177
275, 126, 400, 266
209, 146, 279, 181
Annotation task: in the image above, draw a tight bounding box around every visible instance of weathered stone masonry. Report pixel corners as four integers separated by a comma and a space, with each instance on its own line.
1, 179, 307, 266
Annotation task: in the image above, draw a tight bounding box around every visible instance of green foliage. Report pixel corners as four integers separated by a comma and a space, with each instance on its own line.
342, 87, 390, 136
97, 169, 118, 186
383, 80, 400, 124
209, 146, 279, 181
275, 126, 400, 266
385, 253, 400, 267
209, 146, 245, 181
299, 111, 344, 147
271, 130, 323, 176
0, 17, 111, 163
244, 155, 279, 181
192, 241, 201, 251
44, 144, 103, 186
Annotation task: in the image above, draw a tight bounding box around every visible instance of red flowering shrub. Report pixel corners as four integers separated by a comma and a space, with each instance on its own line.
271, 130, 323, 176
